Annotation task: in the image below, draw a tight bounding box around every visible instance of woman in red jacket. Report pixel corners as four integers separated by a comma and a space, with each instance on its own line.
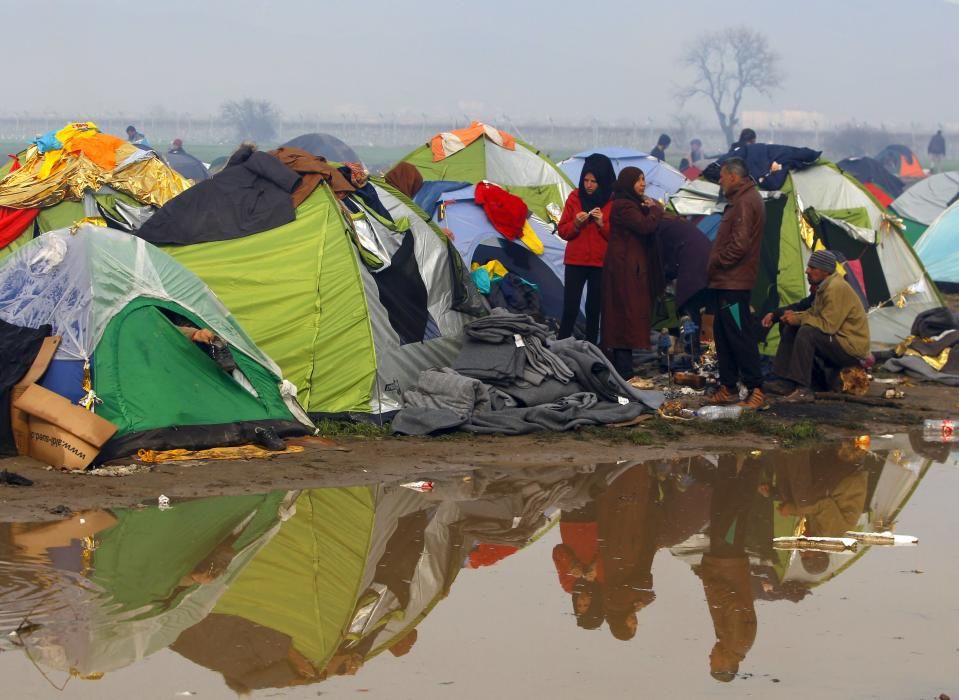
601, 167, 665, 380
557, 153, 616, 344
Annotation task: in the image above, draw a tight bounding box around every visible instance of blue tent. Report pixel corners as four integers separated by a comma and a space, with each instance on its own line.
423, 184, 569, 321
914, 201, 959, 292
558, 148, 687, 203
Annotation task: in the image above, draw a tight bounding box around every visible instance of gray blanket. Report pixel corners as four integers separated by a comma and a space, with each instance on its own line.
454, 338, 527, 385
465, 308, 549, 343
550, 338, 663, 410
882, 356, 959, 386
392, 392, 648, 436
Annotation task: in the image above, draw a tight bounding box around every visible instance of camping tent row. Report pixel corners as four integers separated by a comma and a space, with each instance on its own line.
670, 161, 941, 353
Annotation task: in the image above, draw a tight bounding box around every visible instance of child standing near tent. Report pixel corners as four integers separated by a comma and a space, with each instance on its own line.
557, 153, 616, 344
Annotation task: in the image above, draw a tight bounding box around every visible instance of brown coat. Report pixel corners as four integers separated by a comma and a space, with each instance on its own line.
707, 179, 765, 291
601, 198, 664, 350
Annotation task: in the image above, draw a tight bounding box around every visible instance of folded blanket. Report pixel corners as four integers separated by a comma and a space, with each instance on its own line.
453, 338, 527, 385
402, 368, 492, 415
465, 308, 549, 343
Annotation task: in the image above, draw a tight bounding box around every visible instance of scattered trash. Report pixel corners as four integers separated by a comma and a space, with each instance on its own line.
875, 434, 895, 439
845, 531, 918, 546
694, 405, 743, 421
158, 494, 172, 511
86, 464, 154, 477
175, 693, 196, 697
882, 388, 905, 399
0, 470, 33, 487
750, 450, 762, 457
854, 435, 871, 450
627, 376, 656, 390
773, 535, 858, 551
923, 418, 955, 442
871, 377, 902, 384
663, 386, 705, 399
400, 480, 434, 492
48, 504, 71, 516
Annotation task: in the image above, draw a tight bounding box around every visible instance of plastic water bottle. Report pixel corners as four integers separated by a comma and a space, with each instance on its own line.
923, 419, 955, 442
695, 405, 743, 421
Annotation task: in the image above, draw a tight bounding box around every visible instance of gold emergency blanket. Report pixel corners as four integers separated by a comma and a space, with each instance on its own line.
0, 131, 192, 209
136, 444, 305, 463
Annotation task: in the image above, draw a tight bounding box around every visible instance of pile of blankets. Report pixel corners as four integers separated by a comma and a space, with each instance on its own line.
883, 307, 959, 386
392, 309, 663, 436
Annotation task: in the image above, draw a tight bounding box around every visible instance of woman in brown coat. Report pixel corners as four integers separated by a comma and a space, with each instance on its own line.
601, 167, 664, 379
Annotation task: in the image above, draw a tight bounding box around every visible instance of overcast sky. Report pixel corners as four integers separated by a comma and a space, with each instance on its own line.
4, 0, 957, 128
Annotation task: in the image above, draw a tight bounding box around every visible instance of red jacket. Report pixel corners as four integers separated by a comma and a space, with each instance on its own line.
557, 189, 611, 267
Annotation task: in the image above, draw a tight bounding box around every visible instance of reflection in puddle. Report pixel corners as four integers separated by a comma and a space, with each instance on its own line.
0, 434, 952, 695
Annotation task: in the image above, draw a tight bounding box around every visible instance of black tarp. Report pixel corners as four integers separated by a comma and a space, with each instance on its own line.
136, 151, 301, 245
837, 157, 904, 197
0, 320, 51, 455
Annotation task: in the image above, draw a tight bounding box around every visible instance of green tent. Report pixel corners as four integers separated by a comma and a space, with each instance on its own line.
399, 124, 574, 221
0, 225, 309, 459
167, 180, 475, 419
671, 162, 941, 354
14, 491, 293, 677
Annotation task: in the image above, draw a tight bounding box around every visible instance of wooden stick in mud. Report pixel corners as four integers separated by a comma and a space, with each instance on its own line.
812, 392, 899, 408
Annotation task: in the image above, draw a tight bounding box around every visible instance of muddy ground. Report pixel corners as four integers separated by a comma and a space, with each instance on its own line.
1, 377, 955, 522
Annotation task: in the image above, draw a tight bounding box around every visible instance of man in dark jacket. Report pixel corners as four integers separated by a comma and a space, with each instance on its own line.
928, 130, 946, 172
649, 134, 671, 162
707, 158, 767, 410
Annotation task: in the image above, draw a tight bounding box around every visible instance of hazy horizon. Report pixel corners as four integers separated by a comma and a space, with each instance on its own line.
4, 0, 958, 130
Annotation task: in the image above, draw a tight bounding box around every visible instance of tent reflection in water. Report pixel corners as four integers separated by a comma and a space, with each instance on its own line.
170, 467, 578, 692
8, 492, 294, 678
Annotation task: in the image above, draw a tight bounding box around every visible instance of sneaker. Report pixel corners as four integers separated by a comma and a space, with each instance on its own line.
708, 385, 739, 405
763, 378, 796, 396
780, 387, 814, 404
254, 426, 287, 451
738, 388, 770, 411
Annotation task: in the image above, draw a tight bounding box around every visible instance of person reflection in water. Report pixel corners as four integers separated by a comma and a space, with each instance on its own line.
762, 441, 869, 575
597, 464, 661, 641
695, 453, 760, 682
552, 502, 605, 629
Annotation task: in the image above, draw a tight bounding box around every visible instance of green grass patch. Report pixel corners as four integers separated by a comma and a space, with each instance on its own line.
313, 419, 392, 438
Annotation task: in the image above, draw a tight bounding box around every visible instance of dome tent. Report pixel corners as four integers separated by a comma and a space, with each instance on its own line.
280, 132, 360, 164
890, 171, 959, 244
164, 169, 475, 420
399, 121, 573, 222
0, 225, 309, 460
558, 147, 688, 203
914, 201, 959, 291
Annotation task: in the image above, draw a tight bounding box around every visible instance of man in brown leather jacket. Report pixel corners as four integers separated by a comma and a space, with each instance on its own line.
707, 158, 767, 410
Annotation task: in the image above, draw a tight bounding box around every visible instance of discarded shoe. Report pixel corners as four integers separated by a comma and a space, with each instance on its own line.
254, 426, 286, 451
738, 388, 770, 411
707, 385, 739, 405
0, 470, 33, 487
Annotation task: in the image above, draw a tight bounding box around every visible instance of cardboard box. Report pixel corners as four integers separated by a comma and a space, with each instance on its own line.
13, 383, 117, 470
10, 336, 60, 455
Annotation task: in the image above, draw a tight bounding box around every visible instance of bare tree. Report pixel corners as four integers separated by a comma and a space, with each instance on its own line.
220, 98, 279, 143
678, 26, 783, 147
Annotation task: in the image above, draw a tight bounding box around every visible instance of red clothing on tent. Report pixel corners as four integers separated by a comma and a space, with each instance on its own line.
474, 181, 528, 240
863, 183, 893, 208
0, 207, 38, 248
843, 259, 867, 298
467, 543, 518, 569
7, 154, 21, 172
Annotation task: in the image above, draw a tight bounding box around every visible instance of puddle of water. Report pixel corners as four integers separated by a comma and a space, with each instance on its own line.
0, 434, 956, 699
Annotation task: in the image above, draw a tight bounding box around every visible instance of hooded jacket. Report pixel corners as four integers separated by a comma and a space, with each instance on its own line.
557, 189, 611, 267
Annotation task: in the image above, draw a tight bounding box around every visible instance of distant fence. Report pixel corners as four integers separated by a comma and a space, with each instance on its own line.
0, 115, 952, 165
